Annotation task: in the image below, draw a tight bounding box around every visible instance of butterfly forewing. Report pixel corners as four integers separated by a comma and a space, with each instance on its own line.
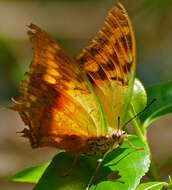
13, 24, 107, 153
76, 2, 136, 130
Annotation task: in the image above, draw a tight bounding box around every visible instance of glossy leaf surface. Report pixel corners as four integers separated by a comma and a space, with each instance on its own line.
131, 78, 147, 115
140, 81, 172, 130
7, 163, 49, 183
136, 181, 168, 190
34, 136, 150, 190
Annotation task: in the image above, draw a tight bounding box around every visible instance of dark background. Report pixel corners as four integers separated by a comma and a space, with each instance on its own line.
0, 0, 172, 189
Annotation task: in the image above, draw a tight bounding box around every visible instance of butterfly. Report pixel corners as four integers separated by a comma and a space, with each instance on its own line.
12, 1, 137, 187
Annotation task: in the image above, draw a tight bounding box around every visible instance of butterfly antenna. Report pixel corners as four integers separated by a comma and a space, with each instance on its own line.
123, 98, 157, 130
117, 116, 120, 134
117, 116, 120, 129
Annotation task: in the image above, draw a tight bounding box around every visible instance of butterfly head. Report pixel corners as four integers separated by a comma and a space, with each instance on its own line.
112, 130, 127, 146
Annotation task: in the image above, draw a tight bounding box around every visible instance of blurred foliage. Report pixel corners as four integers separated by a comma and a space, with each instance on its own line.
38, 0, 101, 2
142, 0, 172, 16
0, 39, 18, 103
0, 39, 29, 104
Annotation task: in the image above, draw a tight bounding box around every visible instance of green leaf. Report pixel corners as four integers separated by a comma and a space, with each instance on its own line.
126, 79, 147, 142
7, 162, 49, 183
34, 136, 150, 190
136, 181, 168, 190
140, 81, 172, 130
132, 78, 147, 115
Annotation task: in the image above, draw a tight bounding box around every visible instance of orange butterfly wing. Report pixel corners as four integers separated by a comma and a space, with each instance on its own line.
76, 2, 136, 129
13, 24, 103, 154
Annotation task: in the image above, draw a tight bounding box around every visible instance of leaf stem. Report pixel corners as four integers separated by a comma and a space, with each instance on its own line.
168, 175, 172, 185
129, 111, 160, 181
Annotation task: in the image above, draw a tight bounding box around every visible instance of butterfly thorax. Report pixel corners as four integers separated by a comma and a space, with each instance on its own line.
84, 130, 127, 156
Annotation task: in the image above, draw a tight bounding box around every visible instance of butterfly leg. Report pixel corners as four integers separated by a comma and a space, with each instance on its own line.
86, 154, 105, 190
125, 138, 144, 150
61, 154, 79, 176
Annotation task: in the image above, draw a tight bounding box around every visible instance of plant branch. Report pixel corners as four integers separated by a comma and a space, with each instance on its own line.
129, 111, 160, 181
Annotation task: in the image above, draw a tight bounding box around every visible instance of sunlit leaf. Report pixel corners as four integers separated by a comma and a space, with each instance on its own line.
136, 181, 168, 190
131, 78, 147, 115
34, 136, 150, 190
7, 163, 49, 183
